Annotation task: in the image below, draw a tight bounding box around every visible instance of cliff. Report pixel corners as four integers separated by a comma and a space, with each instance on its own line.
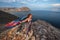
0, 20, 60, 40
17, 7, 30, 12
0, 11, 18, 25
0, 7, 30, 12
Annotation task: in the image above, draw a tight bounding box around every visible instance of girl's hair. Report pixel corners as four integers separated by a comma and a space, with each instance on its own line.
27, 14, 32, 18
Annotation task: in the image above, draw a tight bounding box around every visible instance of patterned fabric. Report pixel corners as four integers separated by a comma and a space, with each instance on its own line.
20, 16, 27, 20
5, 16, 27, 28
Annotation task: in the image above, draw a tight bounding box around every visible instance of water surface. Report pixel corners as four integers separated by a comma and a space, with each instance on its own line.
11, 10, 60, 28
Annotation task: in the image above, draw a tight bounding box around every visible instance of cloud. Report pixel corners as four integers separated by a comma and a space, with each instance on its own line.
28, 3, 50, 9
51, 4, 60, 7
0, 0, 60, 11
17, 0, 37, 4
27, 0, 37, 2
49, 4, 60, 11
0, 0, 16, 3
43, 0, 48, 1
20, 1, 28, 4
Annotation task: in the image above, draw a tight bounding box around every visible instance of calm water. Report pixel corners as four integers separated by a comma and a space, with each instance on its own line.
11, 10, 60, 28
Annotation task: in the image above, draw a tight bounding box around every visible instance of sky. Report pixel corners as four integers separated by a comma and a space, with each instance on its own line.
0, 0, 60, 11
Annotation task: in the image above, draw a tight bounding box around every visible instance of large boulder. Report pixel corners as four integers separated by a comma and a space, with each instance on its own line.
0, 20, 60, 40
0, 11, 18, 24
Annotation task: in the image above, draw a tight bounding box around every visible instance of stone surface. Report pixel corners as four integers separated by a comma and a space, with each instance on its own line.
0, 7, 30, 12
0, 20, 60, 40
0, 11, 18, 24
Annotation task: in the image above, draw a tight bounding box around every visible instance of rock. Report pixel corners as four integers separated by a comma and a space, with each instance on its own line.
31, 20, 60, 40
17, 7, 30, 12
0, 20, 60, 40
0, 11, 18, 24
0, 7, 30, 12
0, 11, 18, 33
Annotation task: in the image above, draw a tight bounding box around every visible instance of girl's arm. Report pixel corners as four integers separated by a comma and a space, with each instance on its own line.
21, 18, 28, 23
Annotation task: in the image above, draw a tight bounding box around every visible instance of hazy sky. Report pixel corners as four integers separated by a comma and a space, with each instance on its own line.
0, 0, 60, 11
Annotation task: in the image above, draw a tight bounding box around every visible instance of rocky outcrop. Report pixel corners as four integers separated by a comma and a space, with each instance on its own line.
0, 7, 30, 12
0, 11, 18, 25
16, 7, 30, 12
0, 20, 60, 40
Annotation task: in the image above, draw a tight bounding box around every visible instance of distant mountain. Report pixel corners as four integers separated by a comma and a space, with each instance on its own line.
0, 7, 30, 12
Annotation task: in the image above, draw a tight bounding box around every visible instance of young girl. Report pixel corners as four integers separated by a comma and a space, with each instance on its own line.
5, 14, 32, 28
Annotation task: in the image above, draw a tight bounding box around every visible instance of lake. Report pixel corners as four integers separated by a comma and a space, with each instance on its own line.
10, 10, 60, 28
